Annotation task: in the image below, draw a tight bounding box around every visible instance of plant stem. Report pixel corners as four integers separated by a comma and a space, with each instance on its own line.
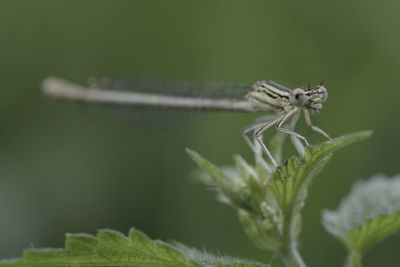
281, 240, 306, 267
345, 250, 362, 267
280, 211, 306, 267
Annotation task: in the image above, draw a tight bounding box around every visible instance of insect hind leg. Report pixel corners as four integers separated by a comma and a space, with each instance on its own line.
304, 109, 331, 140
241, 115, 280, 172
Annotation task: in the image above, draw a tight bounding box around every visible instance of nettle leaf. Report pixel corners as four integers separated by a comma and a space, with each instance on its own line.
268, 131, 372, 237
188, 131, 372, 251
172, 242, 269, 267
0, 229, 267, 267
188, 130, 372, 267
238, 209, 282, 252
186, 149, 260, 213
322, 174, 400, 253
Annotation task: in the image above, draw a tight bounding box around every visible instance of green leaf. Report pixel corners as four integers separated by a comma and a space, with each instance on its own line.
172, 242, 269, 267
186, 149, 256, 212
271, 130, 373, 210
238, 209, 282, 251
322, 174, 400, 253
268, 131, 373, 237
187, 130, 372, 266
0, 229, 267, 267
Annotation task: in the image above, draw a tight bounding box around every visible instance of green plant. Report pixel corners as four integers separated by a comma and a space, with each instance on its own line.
187, 130, 371, 267
322, 174, 400, 267
3, 130, 400, 267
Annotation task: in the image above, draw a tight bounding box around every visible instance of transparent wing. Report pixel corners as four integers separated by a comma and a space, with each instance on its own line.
265, 80, 291, 92
43, 77, 258, 127
87, 76, 253, 100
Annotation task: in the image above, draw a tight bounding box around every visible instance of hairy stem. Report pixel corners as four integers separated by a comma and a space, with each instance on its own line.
345, 250, 362, 267
280, 210, 306, 267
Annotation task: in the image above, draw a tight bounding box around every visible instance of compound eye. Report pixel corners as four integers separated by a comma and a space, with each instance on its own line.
319, 85, 328, 102
290, 88, 307, 106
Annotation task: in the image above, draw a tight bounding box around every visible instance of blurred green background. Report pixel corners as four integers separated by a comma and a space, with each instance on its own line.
0, 1, 399, 266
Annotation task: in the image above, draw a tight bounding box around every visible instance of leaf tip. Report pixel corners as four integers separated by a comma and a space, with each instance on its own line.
333, 130, 373, 143
185, 147, 200, 160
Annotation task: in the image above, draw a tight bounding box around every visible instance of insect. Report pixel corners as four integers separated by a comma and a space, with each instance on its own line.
242, 80, 331, 171
42, 77, 331, 172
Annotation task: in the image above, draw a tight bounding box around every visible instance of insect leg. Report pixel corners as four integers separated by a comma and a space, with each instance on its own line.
286, 110, 306, 157
254, 114, 278, 123
253, 116, 284, 168
303, 109, 332, 140
276, 108, 311, 147
241, 115, 279, 172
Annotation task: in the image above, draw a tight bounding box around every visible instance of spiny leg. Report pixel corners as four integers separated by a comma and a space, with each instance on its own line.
303, 109, 332, 140
242, 122, 270, 171
241, 115, 278, 153
241, 121, 268, 156
253, 116, 284, 169
241, 115, 278, 172
287, 110, 306, 158
276, 108, 311, 147
254, 114, 278, 124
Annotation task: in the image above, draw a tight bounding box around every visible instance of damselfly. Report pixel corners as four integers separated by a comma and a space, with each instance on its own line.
42, 77, 331, 172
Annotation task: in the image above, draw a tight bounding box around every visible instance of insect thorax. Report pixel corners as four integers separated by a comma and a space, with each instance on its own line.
245, 81, 291, 112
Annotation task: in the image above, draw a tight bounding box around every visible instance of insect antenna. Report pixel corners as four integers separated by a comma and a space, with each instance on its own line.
307, 80, 311, 90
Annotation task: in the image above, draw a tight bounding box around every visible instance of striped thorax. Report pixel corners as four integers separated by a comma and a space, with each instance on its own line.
245, 80, 328, 112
